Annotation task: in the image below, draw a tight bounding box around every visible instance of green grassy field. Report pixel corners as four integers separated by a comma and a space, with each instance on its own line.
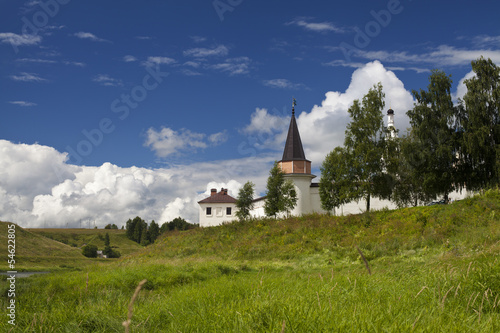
1, 189, 499, 332
0, 222, 92, 271
0, 224, 143, 271
27, 228, 143, 258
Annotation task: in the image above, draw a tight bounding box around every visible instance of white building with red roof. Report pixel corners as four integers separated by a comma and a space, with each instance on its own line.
198, 188, 238, 227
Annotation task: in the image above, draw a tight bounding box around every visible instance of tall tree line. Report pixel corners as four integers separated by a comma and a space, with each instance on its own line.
320, 57, 500, 212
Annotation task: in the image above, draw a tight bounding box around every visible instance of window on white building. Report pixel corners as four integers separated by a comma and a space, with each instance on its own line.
216, 207, 223, 217
226, 207, 232, 216
206, 207, 212, 216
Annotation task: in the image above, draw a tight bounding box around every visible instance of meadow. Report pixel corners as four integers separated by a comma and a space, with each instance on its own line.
1, 189, 499, 332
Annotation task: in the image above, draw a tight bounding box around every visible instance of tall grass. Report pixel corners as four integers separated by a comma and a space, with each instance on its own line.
0, 190, 499, 332
3, 256, 500, 332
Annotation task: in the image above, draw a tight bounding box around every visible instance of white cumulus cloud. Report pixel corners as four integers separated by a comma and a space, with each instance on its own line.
144, 127, 227, 158
0, 140, 274, 228
453, 70, 476, 103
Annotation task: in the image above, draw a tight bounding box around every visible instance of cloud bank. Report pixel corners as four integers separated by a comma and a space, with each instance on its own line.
0, 139, 272, 228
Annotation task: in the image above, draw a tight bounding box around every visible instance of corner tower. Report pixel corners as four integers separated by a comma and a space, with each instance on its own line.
278, 99, 316, 216
278, 99, 312, 175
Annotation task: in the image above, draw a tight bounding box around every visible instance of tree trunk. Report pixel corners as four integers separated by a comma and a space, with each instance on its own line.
366, 194, 371, 212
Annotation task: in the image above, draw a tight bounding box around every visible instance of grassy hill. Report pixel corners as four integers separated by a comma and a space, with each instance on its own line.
27, 228, 143, 257
0, 221, 91, 271
0, 224, 143, 271
1, 189, 499, 332
135, 188, 500, 264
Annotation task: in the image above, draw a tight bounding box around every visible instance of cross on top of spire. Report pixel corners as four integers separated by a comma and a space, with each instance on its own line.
281, 98, 307, 162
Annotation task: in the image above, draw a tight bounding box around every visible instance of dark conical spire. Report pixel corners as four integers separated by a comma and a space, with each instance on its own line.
281, 99, 306, 161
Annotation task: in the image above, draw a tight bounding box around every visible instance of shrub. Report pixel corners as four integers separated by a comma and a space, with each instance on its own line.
82, 244, 98, 258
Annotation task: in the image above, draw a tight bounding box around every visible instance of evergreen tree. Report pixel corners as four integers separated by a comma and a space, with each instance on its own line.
125, 218, 135, 240
264, 161, 297, 217
236, 181, 255, 221
140, 223, 149, 246
148, 220, 160, 243
103, 245, 121, 258
160, 222, 168, 234
104, 232, 110, 247
458, 57, 500, 190
407, 70, 457, 201
126, 216, 148, 244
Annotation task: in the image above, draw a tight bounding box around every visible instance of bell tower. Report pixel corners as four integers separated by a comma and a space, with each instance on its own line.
278, 99, 316, 216
278, 98, 312, 175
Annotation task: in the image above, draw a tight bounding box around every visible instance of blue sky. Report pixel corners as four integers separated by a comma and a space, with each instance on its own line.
1, 0, 500, 227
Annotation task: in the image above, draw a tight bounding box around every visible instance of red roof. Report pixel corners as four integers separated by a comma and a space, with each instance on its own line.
198, 188, 237, 204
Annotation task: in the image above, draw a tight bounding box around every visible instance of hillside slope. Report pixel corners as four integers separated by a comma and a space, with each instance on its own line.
0, 221, 90, 271
3, 190, 500, 332
139, 189, 500, 263
27, 228, 143, 257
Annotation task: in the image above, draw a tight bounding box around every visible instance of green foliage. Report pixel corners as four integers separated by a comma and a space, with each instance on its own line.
126, 216, 148, 244
390, 131, 434, 207
104, 223, 118, 229
81, 244, 98, 258
101, 232, 120, 258
319, 57, 498, 207
320, 147, 355, 212
148, 220, 160, 243
458, 57, 500, 190
407, 70, 457, 200
264, 161, 297, 217
140, 223, 149, 246
160, 217, 196, 233
103, 245, 121, 258
104, 232, 110, 247
328, 82, 389, 212
236, 181, 255, 221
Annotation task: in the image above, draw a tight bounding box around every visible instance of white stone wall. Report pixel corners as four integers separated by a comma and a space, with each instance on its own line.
334, 197, 397, 216
200, 185, 473, 226
250, 199, 266, 218
309, 186, 327, 214
284, 174, 316, 216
